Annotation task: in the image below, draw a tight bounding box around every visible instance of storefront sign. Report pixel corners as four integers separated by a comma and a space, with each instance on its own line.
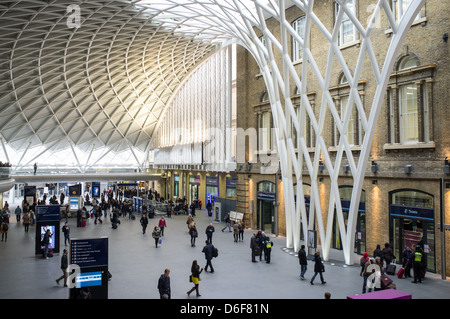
206, 176, 218, 186
390, 205, 434, 220
257, 191, 276, 200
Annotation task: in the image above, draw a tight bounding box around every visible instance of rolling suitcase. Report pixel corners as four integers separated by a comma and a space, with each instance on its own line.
386, 263, 396, 275
397, 267, 405, 279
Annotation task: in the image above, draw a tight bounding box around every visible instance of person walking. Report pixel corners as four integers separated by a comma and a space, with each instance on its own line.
33, 163, 37, 175
189, 223, 198, 247
187, 260, 203, 298
14, 205, 21, 223
360, 252, 369, 276
221, 213, 232, 232
205, 223, 215, 244
152, 226, 161, 248
298, 245, 308, 280
56, 249, 69, 287
157, 269, 171, 299
202, 240, 215, 273
23, 211, 31, 233
140, 213, 149, 234
1, 219, 8, 242
62, 222, 70, 246
186, 214, 194, 230
310, 251, 326, 285
362, 258, 376, 294
158, 217, 167, 236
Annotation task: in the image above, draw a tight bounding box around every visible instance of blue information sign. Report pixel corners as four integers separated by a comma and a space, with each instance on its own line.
70, 237, 108, 268
36, 205, 61, 222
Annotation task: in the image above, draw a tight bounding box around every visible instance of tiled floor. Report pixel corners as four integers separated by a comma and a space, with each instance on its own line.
1, 206, 449, 299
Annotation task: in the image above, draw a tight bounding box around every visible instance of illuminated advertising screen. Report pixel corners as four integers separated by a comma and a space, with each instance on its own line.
76, 271, 103, 288
70, 197, 79, 210
40, 225, 55, 250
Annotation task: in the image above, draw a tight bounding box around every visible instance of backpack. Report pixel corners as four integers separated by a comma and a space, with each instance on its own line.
360, 257, 367, 267
212, 247, 218, 258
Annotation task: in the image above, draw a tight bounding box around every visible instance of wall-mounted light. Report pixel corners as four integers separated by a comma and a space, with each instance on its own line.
371, 160, 378, 173
444, 157, 450, 174
372, 179, 377, 185
343, 164, 350, 173
404, 164, 413, 174
319, 177, 324, 182
319, 161, 325, 173
247, 161, 253, 171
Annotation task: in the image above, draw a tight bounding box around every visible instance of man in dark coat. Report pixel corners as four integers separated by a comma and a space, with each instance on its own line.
157, 269, 171, 299
202, 240, 215, 273
250, 233, 258, 262
298, 245, 308, 280
140, 213, 149, 234
205, 223, 215, 244
56, 249, 69, 287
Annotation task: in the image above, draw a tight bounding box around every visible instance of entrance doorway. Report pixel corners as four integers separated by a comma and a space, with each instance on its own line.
332, 187, 366, 255
389, 189, 435, 273
257, 199, 274, 233
256, 181, 276, 234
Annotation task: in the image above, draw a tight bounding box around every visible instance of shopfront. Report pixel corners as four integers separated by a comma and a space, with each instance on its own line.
332, 186, 366, 255
389, 189, 435, 273
257, 181, 276, 234
205, 176, 219, 206
189, 175, 200, 204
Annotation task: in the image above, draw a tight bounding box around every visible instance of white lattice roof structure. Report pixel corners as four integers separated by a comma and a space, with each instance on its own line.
0, 0, 247, 171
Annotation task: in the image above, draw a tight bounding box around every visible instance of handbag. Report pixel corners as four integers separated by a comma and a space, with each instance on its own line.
380, 274, 393, 288
159, 237, 163, 244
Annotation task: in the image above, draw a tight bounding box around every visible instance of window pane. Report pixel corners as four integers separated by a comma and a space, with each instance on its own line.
336, 0, 355, 45
260, 111, 272, 150
399, 84, 419, 144
292, 17, 305, 61
340, 96, 356, 145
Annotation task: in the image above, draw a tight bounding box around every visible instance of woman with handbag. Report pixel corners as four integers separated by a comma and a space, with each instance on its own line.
310, 251, 326, 285
187, 260, 203, 297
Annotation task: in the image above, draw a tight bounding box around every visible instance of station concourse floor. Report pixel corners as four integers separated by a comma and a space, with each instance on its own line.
1, 206, 450, 300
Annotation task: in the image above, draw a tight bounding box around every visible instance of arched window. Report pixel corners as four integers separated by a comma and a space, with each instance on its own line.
398, 55, 418, 71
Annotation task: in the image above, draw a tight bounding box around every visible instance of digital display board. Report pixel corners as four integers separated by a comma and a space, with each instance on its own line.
76, 271, 103, 288
70, 238, 108, 268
